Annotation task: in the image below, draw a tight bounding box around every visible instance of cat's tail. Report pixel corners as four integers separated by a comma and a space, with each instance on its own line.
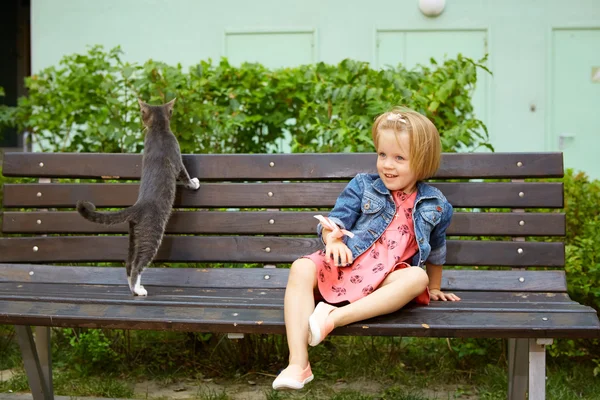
76, 201, 137, 225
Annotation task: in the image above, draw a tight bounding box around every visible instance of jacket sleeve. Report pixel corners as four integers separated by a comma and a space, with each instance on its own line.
426, 201, 453, 265
317, 174, 363, 246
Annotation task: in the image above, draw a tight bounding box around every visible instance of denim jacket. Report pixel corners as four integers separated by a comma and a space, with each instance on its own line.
317, 173, 453, 267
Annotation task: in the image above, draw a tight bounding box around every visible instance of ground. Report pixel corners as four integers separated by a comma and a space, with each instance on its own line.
1, 368, 481, 400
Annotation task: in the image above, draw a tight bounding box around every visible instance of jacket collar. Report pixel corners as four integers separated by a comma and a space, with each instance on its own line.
373, 177, 390, 195
416, 181, 444, 201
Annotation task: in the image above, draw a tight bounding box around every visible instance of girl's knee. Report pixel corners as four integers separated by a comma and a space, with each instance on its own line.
409, 267, 429, 290
289, 258, 317, 284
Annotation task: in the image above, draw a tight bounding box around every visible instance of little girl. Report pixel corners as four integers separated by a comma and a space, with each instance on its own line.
272, 107, 460, 390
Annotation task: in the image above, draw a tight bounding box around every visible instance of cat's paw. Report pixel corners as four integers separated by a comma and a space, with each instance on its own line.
133, 285, 148, 296
188, 177, 200, 190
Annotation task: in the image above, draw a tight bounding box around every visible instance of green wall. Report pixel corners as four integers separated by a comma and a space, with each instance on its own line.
31, 0, 600, 177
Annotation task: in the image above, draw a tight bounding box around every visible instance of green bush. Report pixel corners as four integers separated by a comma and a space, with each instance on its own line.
0, 165, 3, 234
547, 169, 600, 374
562, 169, 600, 313
57, 328, 122, 375
0, 45, 491, 154
0, 87, 17, 145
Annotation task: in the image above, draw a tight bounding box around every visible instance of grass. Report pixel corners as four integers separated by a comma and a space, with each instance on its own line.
2, 363, 599, 399
1, 327, 599, 399
0, 370, 133, 398
54, 373, 134, 398
265, 388, 433, 400
0, 326, 19, 370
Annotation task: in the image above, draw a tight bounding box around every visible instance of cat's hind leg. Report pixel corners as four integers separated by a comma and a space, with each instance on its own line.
129, 225, 165, 296
126, 222, 137, 291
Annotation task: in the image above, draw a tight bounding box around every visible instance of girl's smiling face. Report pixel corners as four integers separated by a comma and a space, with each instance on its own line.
376, 128, 417, 193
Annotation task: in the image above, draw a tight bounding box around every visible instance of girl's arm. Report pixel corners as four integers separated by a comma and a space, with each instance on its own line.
317, 175, 363, 244
321, 227, 354, 266
425, 202, 460, 301
426, 202, 453, 265
313, 174, 362, 266
426, 263, 460, 301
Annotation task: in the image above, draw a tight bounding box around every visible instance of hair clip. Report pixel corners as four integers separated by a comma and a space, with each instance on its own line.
386, 113, 407, 123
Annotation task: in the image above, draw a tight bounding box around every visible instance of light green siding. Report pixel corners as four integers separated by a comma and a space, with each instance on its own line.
550, 28, 600, 180
31, 0, 600, 177
225, 29, 316, 69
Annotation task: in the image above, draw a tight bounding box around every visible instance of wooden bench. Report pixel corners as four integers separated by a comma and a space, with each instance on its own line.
1, 151, 598, 400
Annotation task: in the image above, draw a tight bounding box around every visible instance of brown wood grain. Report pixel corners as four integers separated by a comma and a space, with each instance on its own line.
2, 151, 598, 340
1, 299, 597, 338
0, 293, 590, 315
2, 152, 564, 180
0, 237, 565, 266
3, 182, 564, 208
0, 265, 569, 292
2, 211, 566, 236
0, 283, 576, 306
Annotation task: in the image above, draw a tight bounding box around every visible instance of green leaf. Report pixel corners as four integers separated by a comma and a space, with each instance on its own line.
435, 79, 456, 103
122, 65, 134, 79
428, 101, 440, 112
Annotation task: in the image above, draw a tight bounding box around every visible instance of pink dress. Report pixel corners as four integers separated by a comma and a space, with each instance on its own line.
303, 190, 430, 305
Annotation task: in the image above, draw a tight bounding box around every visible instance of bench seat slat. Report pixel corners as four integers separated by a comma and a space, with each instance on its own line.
2, 211, 566, 236
2, 152, 565, 180
3, 182, 564, 209
0, 237, 565, 267
0, 283, 588, 312
0, 283, 575, 305
1, 299, 597, 338
0, 266, 568, 292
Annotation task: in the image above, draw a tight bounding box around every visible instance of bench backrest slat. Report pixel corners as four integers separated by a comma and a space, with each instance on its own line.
2, 152, 564, 180
3, 182, 564, 209
1, 152, 566, 279
0, 236, 564, 267
1, 211, 565, 236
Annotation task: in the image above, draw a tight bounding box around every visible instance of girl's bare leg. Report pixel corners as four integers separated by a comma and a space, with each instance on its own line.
330, 266, 429, 328
284, 258, 318, 368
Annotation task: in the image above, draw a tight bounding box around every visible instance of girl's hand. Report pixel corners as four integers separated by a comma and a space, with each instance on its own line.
430, 289, 461, 301
325, 238, 353, 267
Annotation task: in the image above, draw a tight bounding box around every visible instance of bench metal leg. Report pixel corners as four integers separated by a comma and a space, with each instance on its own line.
35, 326, 53, 397
529, 338, 552, 400
15, 325, 54, 400
508, 338, 552, 400
508, 338, 528, 400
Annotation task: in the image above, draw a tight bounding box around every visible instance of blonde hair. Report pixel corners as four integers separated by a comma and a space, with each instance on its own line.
371, 107, 441, 181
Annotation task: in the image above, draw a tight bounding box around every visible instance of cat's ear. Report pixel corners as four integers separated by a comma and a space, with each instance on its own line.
165, 98, 176, 116
137, 98, 149, 112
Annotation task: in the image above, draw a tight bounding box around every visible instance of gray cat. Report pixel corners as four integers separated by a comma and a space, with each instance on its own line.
76, 98, 200, 296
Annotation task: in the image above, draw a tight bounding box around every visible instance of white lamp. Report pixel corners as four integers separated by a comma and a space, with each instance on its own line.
419, 0, 446, 17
